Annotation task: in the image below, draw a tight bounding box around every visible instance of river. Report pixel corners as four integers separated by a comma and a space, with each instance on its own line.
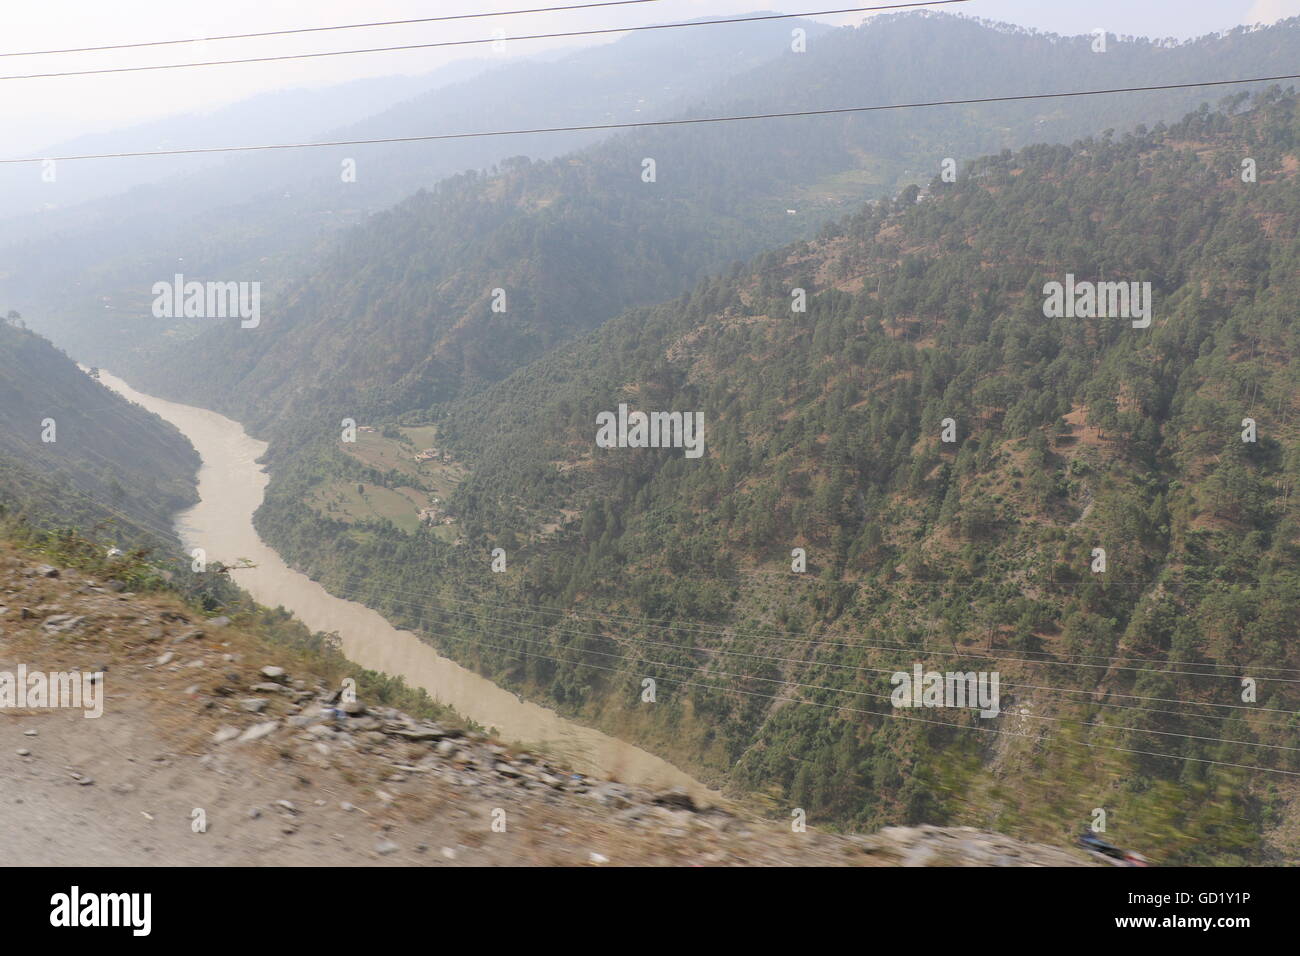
97, 371, 710, 796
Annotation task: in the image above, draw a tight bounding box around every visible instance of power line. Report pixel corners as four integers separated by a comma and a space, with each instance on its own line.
326, 574, 1300, 684
29, 467, 1300, 770
310, 578, 1300, 718
64, 380, 1300, 686
27, 453, 1292, 728
318, 579, 1300, 733
0, 2, 975, 82
358, 571, 1300, 678
413, 605, 1300, 754
29, 429, 1300, 724
0, 1, 667, 58
322, 601, 1300, 779
738, 565, 1250, 588
6, 72, 1295, 165
15, 452, 1297, 777
43, 380, 1293, 680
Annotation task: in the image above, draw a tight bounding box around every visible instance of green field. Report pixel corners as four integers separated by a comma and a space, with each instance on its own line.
309, 480, 426, 533
307, 424, 467, 535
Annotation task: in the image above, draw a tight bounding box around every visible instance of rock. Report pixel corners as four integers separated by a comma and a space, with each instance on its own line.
341, 700, 366, 716
275, 800, 298, 814
387, 726, 445, 742
15, 748, 30, 757
237, 721, 278, 743
260, 666, 288, 683
35, 565, 59, 578
653, 788, 697, 812
249, 683, 284, 693
207, 616, 231, 628
590, 783, 633, 809
22, 729, 37, 737
617, 807, 648, 824
42, 614, 86, 634
902, 844, 940, 867
212, 726, 241, 744
155, 652, 174, 666
589, 852, 610, 864
375, 839, 400, 856
240, 698, 269, 714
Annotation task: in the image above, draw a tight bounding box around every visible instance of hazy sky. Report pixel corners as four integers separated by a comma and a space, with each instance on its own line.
3, 0, 1297, 154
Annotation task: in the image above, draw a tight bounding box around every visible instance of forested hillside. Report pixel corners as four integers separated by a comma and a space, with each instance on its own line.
255, 91, 1300, 862
116, 14, 1300, 437
0, 317, 197, 546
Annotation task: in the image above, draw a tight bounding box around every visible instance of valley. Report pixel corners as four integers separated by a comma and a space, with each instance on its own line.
95, 370, 710, 794
3, 6, 1299, 878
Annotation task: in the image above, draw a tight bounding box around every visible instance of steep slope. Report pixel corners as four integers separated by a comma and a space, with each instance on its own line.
257, 91, 1300, 862
113, 14, 1300, 438
0, 317, 197, 545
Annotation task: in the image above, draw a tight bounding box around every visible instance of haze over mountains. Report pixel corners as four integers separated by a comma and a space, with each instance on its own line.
0, 61, 492, 220
16, 14, 1298, 430
2, 9, 1298, 865
0, 15, 834, 364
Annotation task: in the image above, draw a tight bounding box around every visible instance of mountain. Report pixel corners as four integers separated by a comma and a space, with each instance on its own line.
0, 62, 490, 220
107, 13, 1300, 438
1, 15, 835, 367
252, 90, 1300, 862
0, 316, 197, 546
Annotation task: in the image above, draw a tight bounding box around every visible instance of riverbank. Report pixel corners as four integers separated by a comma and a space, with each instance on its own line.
96, 370, 711, 796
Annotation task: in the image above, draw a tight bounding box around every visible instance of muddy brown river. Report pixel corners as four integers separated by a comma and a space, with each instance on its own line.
98, 371, 710, 796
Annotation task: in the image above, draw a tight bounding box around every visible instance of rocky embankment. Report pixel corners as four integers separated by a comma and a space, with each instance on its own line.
0, 543, 1092, 866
